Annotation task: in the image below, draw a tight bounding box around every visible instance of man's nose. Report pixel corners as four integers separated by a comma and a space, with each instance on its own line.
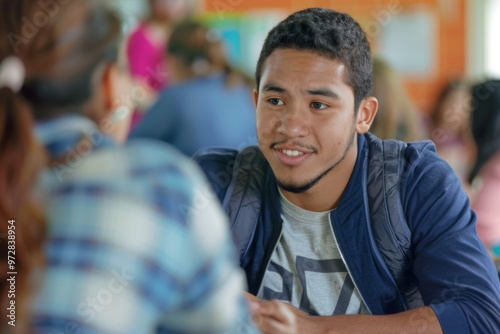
276, 105, 310, 138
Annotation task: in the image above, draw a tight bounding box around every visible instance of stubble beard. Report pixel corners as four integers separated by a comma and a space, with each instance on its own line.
276, 131, 357, 194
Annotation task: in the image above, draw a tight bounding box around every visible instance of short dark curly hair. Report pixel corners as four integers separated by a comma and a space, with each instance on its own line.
255, 8, 373, 111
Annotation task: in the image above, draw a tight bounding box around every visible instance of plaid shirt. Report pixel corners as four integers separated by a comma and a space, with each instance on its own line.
30, 115, 258, 333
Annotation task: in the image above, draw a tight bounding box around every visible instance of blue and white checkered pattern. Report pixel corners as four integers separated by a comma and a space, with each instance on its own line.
30, 116, 258, 334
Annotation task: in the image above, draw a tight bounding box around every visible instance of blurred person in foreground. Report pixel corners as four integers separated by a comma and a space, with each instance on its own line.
126, 0, 197, 130
130, 20, 257, 157
0, 0, 270, 333
468, 80, 500, 263
371, 57, 426, 142
195, 7, 500, 334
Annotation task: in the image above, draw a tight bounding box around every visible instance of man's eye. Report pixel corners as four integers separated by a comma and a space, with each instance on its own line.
268, 98, 284, 106
311, 102, 327, 109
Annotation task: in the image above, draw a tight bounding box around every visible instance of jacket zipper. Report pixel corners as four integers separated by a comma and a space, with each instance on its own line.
328, 215, 373, 315
256, 226, 284, 296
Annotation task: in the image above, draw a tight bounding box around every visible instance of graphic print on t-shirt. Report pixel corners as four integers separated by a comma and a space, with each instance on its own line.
260, 257, 360, 315
257, 188, 368, 316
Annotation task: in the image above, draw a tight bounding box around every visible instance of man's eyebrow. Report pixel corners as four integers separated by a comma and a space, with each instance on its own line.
262, 83, 286, 93
261, 84, 341, 100
306, 88, 341, 100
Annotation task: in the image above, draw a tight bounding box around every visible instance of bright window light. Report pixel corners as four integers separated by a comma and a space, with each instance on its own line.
486, 0, 500, 76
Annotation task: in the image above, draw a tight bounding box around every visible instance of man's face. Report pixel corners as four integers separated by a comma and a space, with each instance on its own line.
255, 49, 363, 194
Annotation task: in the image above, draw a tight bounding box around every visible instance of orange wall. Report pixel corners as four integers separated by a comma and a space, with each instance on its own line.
204, 0, 467, 114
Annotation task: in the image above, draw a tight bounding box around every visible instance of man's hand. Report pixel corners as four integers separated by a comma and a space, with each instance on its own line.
244, 293, 445, 334
245, 292, 300, 334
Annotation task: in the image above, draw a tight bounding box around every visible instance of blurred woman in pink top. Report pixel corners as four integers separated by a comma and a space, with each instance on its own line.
469, 80, 500, 256
126, 0, 197, 130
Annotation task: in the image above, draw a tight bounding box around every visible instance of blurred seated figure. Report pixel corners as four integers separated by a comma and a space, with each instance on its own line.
0, 1, 259, 333
130, 21, 257, 157
370, 58, 426, 142
429, 79, 475, 182
126, 0, 197, 130
469, 80, 500, 257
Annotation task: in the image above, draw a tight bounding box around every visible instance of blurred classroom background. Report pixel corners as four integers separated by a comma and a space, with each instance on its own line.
107, 0, 500, 114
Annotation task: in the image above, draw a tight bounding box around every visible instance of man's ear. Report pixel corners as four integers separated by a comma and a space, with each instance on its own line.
356, 96, 378, 134
101, 63, 119, 113
253, 88, 259, 108
97, 62, 133, 142
82, 62, 115, 123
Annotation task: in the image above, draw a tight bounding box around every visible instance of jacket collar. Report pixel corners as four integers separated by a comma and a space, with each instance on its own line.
36, 114, 115, 159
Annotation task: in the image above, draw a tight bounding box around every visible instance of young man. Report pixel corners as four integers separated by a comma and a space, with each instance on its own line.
195, 8, 500, 334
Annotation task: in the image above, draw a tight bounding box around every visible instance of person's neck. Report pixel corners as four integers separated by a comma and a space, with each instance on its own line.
172, 66, 222, 83
148, 17, 170, 27
146, 19, 171, 39
280, 144, 358, 212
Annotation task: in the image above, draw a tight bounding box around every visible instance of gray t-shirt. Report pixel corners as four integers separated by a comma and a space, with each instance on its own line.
257, 188, 369, 316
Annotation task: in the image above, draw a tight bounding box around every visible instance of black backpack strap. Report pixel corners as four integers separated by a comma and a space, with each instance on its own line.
223, 147, 268, 261
366, 133, 422, 308
195, 146, 268, 262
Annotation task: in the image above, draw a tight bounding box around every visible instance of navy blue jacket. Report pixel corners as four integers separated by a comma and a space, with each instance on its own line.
195, 133, 500, 333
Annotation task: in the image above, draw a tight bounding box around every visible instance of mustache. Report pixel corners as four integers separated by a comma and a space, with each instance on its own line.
270, 140, 318, 153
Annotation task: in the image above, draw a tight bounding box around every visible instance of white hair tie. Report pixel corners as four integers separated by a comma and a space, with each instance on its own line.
0, 56, 26, 92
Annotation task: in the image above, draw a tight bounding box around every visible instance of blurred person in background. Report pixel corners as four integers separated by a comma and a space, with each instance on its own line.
0, 1, 267, 333
126, 0, 197, 130
429, 79, 475, 183
130, 20, 257, 157
468, 80, 500, 263
370, 57, 426, 142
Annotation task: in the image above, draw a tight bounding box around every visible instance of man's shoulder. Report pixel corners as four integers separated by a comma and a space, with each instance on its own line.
363, 133, 439, 168
194, 146, 264, 172
364, 132, 435, 154
362, 133, 454, 196
193, 146, 267, 202
193, 146, 240, 166
363, 134, 464, 210
41, 139, 205, 202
